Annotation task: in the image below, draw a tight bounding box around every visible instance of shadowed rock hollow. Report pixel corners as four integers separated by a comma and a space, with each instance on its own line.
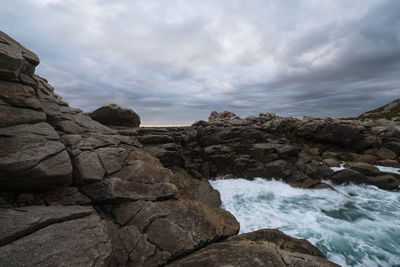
0, 31, 340, 266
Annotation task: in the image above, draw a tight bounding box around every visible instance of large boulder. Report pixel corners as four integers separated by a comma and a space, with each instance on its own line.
89, 103, 141, 127
315, 122, 362, 146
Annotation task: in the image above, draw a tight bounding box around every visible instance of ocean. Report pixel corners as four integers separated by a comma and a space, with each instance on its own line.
211, 172, 400, 267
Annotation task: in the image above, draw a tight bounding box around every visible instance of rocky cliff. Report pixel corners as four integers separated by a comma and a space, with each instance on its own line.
0, 31, 340, 266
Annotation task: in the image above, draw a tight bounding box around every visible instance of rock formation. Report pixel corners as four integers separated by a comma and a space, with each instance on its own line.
0, 31, 339, 266
358, 98, 400, 121
136, 111, 400, 190
89, 103, 141, 127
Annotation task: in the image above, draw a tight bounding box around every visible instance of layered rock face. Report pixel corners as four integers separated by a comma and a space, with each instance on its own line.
0, 31, 337, 267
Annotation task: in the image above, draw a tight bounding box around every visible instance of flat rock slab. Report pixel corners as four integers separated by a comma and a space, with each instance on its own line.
80, 178, 178, 203
0, 122, 72, 191
0, 205, 94, 246
166, 240, 339, 267
107, 199, 239, 262
0, 214, 111, 267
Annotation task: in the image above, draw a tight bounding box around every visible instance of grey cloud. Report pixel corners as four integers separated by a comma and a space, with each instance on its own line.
1, 0, 399, 124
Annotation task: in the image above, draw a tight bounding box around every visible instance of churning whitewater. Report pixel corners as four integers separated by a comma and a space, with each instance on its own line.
210, 178, 400, 267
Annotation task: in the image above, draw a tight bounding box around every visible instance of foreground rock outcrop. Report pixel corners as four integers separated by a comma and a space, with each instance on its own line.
0, 31, 338, 267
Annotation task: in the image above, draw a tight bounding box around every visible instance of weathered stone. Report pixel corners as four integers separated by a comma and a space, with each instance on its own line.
108, 200, 239, 262
80, 178, 178, 203
376, 147, 397, 160
0, 205, 94, 246
167, 240, 339, 267
376, 159, 400, 167
365, 175, 400, 189
96, 147, 128, 175
346, 162, 381, 176
208, 110, 239, 122
73, 151, 105, 185
143, 145, 185, 167
54, 120, 85, 134
226, 229, 324, 258
114, 159, 172, 183
89, 103, 141, 127
39, 186, 91, 206
316, 122, 362, 146
384, 141, 400, 155
171, 170, 221, 207
139, 134, 174, 144
0, 214, 111, 267
0, 104, 46, 127
191, 120, 209, 127
0, 31, 39, 81
0, 122, 72, 191
276, 144, 301, 159
105, 222, 170, 267
60, 134, 82, 146
323, 158, 341, 167
329, 169, 367, 185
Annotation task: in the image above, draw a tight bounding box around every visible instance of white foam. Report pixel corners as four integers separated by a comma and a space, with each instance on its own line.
330, 162, 346, 172
210, 178, 400, 267
375, 165, 400, 174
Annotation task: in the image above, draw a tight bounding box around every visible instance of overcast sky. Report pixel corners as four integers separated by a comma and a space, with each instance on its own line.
2, 0, 400, 124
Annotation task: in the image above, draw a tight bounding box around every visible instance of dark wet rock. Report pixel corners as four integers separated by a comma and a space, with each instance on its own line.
365, 175, 400, 189
316, 122, 362, 146
143, 145, 185, 167
346, 162, 381, 176
376, 159, 400, 167
0, 31, 39, 82
138, 134, 174, 144
376, 147, 397, 160
329, 169, 367, 185
89, 103, 140, 127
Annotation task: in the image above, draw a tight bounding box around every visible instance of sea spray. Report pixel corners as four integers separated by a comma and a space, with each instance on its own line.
210, 178, 400, 267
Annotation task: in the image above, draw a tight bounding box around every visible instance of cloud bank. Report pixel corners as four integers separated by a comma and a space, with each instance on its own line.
2, 0, 400, 124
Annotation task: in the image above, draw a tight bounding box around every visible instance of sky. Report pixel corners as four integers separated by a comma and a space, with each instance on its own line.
1, 0, 400, 125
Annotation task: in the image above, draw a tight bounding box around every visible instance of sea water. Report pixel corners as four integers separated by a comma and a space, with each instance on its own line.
210, 178, 400, 267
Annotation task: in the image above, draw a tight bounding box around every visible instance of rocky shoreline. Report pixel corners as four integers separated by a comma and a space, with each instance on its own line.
0, 31, 399, 266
